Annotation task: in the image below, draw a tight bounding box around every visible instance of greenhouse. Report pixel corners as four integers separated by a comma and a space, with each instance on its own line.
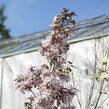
0, 14, 109, 109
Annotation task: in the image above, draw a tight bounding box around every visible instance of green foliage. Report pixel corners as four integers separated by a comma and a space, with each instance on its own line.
0, 5, 10, 39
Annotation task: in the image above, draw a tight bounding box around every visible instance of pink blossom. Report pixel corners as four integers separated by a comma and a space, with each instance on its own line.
15, 74, 32, 93
41, 43, 59, 57
38, 98, 54, 109
40, 64, 51, 77
25, 66, 43, 88
15, 8, 76, 109
60, 106, 75, 109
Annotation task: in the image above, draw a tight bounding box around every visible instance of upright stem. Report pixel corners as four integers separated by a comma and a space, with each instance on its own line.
86, 80, 95, 109
93, 80, 104, 109
72, 72, 82, 109
85, 40, 97, 109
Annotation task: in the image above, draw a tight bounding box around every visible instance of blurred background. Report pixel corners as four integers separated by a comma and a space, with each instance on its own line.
0, 0, 109, 39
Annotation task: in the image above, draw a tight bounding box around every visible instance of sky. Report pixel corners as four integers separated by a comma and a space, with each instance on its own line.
0, 0, 109, 38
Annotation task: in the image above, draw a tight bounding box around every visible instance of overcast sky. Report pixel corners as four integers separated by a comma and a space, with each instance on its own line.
0, 0, 109, 37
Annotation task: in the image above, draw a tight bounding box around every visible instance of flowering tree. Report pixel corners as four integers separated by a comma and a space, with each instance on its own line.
15, 8, 77, 109
83, 38, 109, 109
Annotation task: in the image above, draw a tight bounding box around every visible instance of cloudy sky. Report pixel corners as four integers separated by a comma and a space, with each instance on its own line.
0, 0, 109, 37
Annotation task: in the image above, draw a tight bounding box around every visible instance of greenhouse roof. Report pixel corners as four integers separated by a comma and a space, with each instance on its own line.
1, 14, 109, 58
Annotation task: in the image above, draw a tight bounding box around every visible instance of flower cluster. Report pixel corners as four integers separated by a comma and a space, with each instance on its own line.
15, 8, 76, 109
15, 65, 51, 93
40, 8, 76, 67
92, 57, 109, 81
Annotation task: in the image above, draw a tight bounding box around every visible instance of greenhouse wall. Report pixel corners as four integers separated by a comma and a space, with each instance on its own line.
0, 36, 109, 109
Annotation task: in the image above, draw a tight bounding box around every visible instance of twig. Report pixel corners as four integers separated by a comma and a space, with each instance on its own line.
98, 95, 109, 107
30, 89, 36, 97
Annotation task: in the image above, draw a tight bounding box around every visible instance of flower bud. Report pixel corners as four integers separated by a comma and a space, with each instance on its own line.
101, 57, 108, 65
64, 28, 70, 33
